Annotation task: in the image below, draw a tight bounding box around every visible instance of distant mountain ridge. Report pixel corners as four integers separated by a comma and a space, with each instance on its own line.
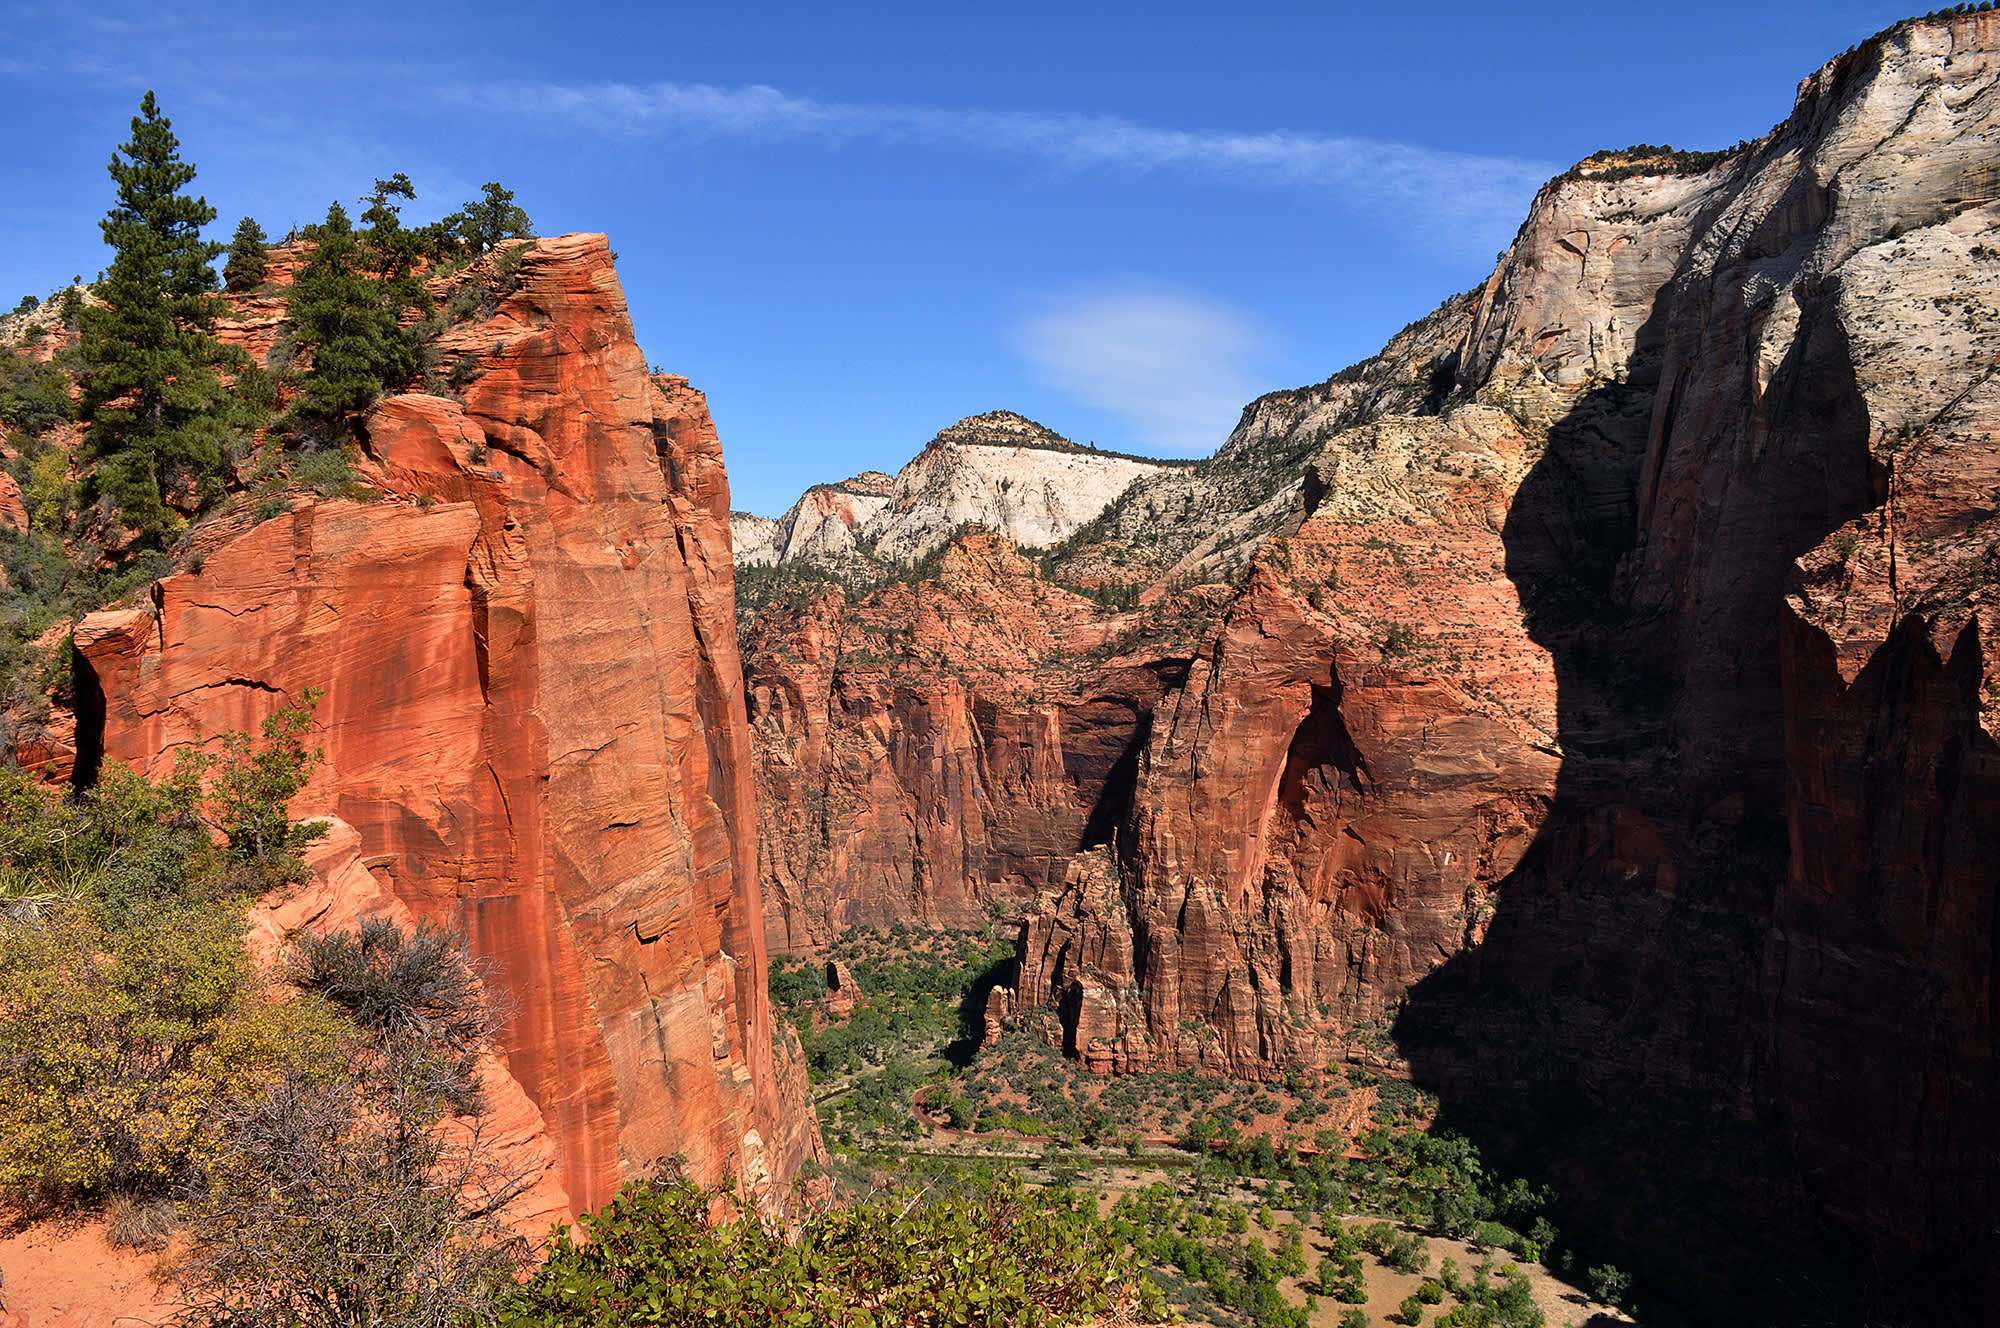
734, 410, 1191, 571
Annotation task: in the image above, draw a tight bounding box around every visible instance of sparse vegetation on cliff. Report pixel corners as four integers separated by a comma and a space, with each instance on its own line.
1558, 143, 1738, 182
0, 98, 554, 755
735, 558, 866, 628
924, 409, 1192, 468
1898, 1, 2000, 32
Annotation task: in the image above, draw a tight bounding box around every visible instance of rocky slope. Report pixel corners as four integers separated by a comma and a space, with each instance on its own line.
62, 235, 818, 1220
1046, 293, 1483, 590
748, 14, 2000, 1318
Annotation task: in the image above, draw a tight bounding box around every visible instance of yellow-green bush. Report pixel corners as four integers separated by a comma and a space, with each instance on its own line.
0, 861, 344, 1199
0, 694, 341, 1205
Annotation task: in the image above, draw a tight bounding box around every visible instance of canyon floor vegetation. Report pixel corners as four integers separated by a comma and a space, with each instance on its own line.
773, 925, 1639, 1328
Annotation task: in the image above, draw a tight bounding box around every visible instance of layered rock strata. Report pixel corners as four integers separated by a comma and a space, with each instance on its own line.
733, 472, 894, 567
71, 235, 817, 1217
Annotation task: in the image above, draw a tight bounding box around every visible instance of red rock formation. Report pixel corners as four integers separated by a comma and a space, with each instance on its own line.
748, 16, 2000, 1315
1006, 539, 1560, 1077
1393, 17, 2000, 1316
0, 473, 26, 534
822, 959, 862, 1016
744, 534, 1200, 953
72, 234, 816, 1218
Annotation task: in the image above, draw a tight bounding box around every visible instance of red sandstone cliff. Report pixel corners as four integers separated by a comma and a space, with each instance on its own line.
746, 534, 1196, 950
70, 234, 818, 1220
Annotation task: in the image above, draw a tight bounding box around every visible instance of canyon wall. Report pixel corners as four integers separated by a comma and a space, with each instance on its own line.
70, 235, 818, 1218
747, 15, 2000, 1318
1391, 20, 2000, 1318
746, 533, 1197, 950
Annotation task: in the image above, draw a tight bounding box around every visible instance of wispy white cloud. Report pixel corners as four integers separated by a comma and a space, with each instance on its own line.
1013, 285, 1270, 455
493, 80, 1553, 231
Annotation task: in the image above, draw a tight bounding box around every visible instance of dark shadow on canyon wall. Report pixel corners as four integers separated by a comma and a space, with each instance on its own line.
1390, 273, 1998, 1323
1079, 709, 1148, 852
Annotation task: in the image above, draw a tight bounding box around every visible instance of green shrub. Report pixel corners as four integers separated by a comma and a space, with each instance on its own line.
1587, 1262, 1631, 1308
287, 447, 358, 496
0, 896, 344, 1201
177, 914, 528, 1328
290, 915, 492, 1103
505, 1167, 1157, 1327
768, 952, 829, 1006
180, 688, 329, 874
0, 354, 75, 435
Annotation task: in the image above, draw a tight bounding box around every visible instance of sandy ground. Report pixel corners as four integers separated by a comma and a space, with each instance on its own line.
0, 1221, 179, 1328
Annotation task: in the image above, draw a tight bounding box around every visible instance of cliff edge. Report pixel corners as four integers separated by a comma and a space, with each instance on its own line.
68, 234, 819, 1219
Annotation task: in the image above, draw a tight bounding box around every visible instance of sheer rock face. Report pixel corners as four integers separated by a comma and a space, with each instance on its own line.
744, 533, 1193, 951
734, 473, 895, 567
860, 418, 1176, 562
1358, 17, 2000, 1312
72, 234, 817, 1219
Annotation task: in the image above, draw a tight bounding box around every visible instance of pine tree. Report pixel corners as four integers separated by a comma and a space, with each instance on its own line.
223, 216, 268, 293
78, 91, 242, 541
286, 202, 408, 436
357, 174, 431, 330
453, 182, 534, 255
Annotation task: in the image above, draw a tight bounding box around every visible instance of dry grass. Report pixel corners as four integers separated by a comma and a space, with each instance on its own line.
103, 1194, 176, 1253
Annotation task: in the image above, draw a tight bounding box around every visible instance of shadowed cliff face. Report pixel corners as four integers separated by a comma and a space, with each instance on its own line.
69, 235, 819, 1220
1399, 18, 2000, 1322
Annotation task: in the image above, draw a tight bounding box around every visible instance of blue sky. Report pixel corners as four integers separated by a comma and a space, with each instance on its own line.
4, 1, 1918, 515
